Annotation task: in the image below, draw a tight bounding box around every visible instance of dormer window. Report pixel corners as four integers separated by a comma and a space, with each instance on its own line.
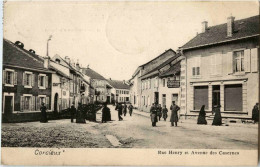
55, 59, 61, 64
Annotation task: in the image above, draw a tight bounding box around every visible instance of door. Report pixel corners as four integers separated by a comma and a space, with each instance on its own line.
54, 93, 58, 113
162, 94, 166, 107
154, 92, 159, 104
172, 94, 178, 105
212, 85, 220, 108
106, 96, 110, 103
4, 96, 13, 115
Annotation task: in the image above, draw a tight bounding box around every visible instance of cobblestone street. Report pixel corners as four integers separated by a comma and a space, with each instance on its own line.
1, 105, 258, 149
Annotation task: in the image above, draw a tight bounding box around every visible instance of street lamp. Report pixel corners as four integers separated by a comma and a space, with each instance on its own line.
47, 35, 52, 57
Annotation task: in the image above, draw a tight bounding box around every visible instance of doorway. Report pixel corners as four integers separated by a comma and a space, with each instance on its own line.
54, 93, 58, 113
172, 94, 178, 104
162, 94, 166, 107
154, 92, 159, 104
4, 96, 13, 115
212, 85, 220, 108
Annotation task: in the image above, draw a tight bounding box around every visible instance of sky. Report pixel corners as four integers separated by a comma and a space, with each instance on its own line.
3, 1, 259, 80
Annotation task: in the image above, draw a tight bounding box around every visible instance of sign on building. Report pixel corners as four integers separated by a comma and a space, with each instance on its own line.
167, 80, 180, 88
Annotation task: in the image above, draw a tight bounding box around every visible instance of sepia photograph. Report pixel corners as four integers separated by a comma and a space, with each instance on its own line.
1, 0, 259, 166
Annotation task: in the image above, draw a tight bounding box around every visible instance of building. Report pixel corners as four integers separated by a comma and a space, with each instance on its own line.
180, 15, 259, 119
82, 66, 109, 103
107, 79, 130, 103
139, 51, 181, 112
49, 60, 71, 113
130, 49, 176, 110
2, 39, 53, 122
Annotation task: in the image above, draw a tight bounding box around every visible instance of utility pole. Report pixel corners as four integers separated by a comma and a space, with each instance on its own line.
47, 35, 52, 57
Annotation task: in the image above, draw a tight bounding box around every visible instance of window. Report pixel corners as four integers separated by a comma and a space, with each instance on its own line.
191, 56, 201, 76
20, 95, 36, 111
194, 86, 208, 110
3, 69, 17, 86
154, 78, 159, 88
38, 74, 48, 89
224, 84, 242, 111
23, 71, 34, 88
162, 79, 165, 87
234, 50, 244, 72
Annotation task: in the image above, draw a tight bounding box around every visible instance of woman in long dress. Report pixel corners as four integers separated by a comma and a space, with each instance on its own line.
197, 105, 207, 125
40, 102, 48, 123
212, 105, 222, 126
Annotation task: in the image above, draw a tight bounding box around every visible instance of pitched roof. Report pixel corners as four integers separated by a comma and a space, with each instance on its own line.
82, 67, 106, 80
181, 15, 259, 50
139, 49, 176, 67
159, 61, 181, 77
3, 39, 52, 72
49, 64, 72, 80
106, 79, 130, 90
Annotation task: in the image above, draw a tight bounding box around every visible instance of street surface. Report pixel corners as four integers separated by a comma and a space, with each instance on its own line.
2, 105, 258, 149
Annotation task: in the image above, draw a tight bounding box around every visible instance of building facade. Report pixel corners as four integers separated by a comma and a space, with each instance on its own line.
107, 79, 130, 103
2, 39, 53, 122
180, 15, 259, 119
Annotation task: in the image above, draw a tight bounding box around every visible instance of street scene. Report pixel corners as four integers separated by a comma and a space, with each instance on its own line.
2, 105, 258, 149
1, 1, 259, 151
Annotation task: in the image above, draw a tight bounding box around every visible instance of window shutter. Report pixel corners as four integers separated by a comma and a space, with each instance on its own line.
31, 96, 35, 111
46, 97, 50, 110
45, 76, 48, 88
14, 72, 17, 85
31, 74, 34, 87
3, 70, 6, 84
23, 72, 26, 85
217, 53, 222, 75
20, 96, 24, 111
210, 55, 215, 75
251, 48, 258, 72
38, 75, 40, 87
36, 96, 40, 111
226, 52, 233, 74
244, 49, 251, 72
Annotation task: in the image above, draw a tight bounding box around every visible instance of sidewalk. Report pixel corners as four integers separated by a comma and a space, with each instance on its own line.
132, 109, 150, 118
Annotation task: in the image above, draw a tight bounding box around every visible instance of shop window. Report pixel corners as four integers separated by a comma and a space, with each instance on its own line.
224, 84, 242, 111
194, 86, 208, 110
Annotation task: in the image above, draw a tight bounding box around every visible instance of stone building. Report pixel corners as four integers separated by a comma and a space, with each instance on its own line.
107, 79, 130, 104
180, 15, 259, 119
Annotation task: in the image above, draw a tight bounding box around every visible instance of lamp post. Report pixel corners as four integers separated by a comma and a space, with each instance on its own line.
47, 35, 52, 57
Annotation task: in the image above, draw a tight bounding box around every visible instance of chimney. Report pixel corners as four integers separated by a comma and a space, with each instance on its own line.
109, 78, 112, 80
76, 59, 80, 71
44, 56, 50, 69
227, 15, 235, 37
65, 56, 70, 64
201, 21, 208, 33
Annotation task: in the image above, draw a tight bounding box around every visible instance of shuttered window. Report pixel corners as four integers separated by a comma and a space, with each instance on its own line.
194, 86, 208, 110
251, 48, 258, 72
224, 84, 242, 111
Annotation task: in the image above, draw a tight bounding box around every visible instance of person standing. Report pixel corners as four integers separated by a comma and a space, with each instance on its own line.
128, 103, 133, 116
212, 105, 222, 126
123, 103, 127, 116
150, 103, 157, 127
157, 104, 162, 121
116, 103, 123, 121
162, 105, 168, 121
170, 101, 180, 127
40, 102, 48, 123
197, 105, 207, 125
252, 103, 259, 123
70, 102, 76, 123
76, 102, 86, 123
102, 103, 111, 123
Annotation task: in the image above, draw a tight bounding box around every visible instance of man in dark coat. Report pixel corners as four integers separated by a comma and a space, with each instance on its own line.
252, 103, 259, 123
123, 103, 127, 116
150, 103, 157, 127
162, 105, 168, 121
170, 101, 180, 127
116, 103, 123, 121
197, 105, 207, 125
128, 103, 133, 116
70, 102, 76, 123
157, 104, 162, 121
212, 105, 222, 126
40, 102, 48, 123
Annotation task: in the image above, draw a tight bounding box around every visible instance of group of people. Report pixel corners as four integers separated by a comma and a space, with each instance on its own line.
70, 102, 97, 123
197, 102, 259, 126
150, 101, 180, 127
115, 102, 134, 121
